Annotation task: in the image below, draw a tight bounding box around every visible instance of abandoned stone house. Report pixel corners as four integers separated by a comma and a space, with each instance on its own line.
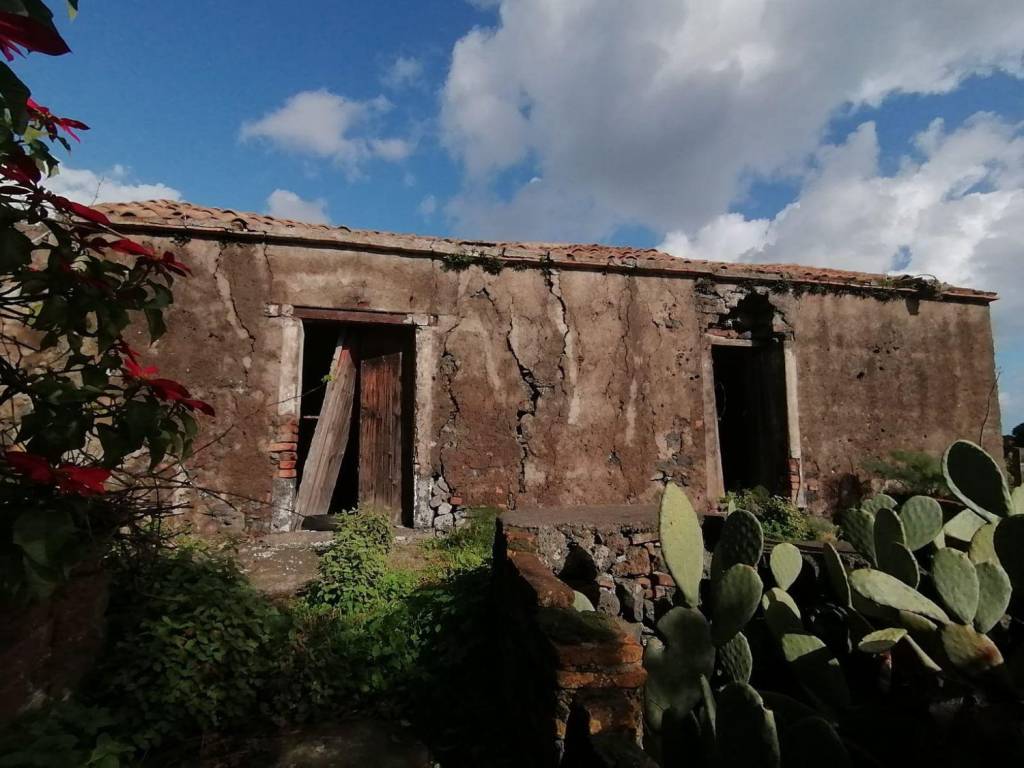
93, 200, 1003, 534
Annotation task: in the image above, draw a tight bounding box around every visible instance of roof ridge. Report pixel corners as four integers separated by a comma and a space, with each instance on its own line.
90, 199, 996, 303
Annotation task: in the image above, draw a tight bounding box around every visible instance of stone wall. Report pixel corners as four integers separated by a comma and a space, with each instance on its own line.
497, 518, 647, 766
104, 218, 1001, 531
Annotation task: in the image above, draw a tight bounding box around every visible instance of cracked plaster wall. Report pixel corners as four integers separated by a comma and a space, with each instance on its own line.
126, 233, 1000, 530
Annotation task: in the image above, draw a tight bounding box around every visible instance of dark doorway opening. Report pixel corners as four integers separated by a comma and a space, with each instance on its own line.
712, 342, 789, 495
296, 320, 415, 525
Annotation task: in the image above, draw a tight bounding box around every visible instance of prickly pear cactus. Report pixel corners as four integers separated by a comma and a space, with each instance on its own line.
849, 568, 950, 623
839, 507, 876, 565
659, 482, 704, 607
876, 541, 919, 588
717, 631, 753, 685
822, 543, 851, 607
899, 495, 944, 551
769, 542, 802, 591
861, 493, 897, 515
931, 548, 979, 625
711, 564, 763, 646
994, 515, 1024, 590
711, 508, 764, 584
974, 561, 1011, 634
943, 439, 1013, 520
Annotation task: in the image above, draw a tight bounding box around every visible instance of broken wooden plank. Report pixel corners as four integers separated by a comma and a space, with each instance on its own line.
292, 330, 357, 524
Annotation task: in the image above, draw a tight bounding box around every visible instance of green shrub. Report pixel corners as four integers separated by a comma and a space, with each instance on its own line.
0, 703, 132, 768
722, 486, 835, 542
301, 509, 418, 616
95, 541, 289, 749
862, 449, 947, 497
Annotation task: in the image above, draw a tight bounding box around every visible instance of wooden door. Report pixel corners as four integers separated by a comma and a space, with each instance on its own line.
358, 340, 404, 522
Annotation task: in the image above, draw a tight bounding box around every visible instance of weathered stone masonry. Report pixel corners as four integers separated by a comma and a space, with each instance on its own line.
94, 201, 1003, 532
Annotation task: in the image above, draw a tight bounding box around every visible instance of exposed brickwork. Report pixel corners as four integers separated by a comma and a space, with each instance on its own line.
270, 418, 300, 480
496, 520, 646, 766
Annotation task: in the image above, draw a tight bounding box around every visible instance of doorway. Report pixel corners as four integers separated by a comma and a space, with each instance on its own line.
295, 319, 415, 525
711, 340, 789, 495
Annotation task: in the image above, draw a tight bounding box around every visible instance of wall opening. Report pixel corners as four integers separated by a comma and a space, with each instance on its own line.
711, 341, 790, 495
296, 319, 415, 526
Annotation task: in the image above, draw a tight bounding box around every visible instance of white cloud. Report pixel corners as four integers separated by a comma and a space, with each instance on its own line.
382, 55, 424, 89
266, 189, 330, 224
441, 0, 1024, 239
241, 90, 413, 176
417, 194, 438, 218
44, 165, 181, 204
659, 115, 1024, 427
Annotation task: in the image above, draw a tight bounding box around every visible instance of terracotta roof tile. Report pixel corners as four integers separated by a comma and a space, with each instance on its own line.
93, 199, 995, 302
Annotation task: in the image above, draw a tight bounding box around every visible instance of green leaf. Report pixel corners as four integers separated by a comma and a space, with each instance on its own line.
12, 508, 75, 568
0, 61, 31, 133
145, 308, 167, 341
0, 226, 32, 270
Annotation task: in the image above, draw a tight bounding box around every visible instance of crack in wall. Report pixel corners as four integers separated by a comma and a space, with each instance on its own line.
213, 240, 257, 388
437, 315, 463, 487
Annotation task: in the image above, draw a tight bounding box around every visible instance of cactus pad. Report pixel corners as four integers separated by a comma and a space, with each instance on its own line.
899, 495, 944, 551
711, 564, 763, 646
931, 548, 979, 624
857, 627, 907, 653
711, 508, 764, 583
717, 630, 753, 684
763, 587, 803, 639
943, 439, 1012, 520
861, 493, 897, 514
840, 507, 876, 564
994, 514, 1024, 590
943, 509, 987, 544
769, 543, 802, 591
940, 623, 1004, 675
822, 542, 851, 607
1013, 485, 1024, 515
849, 568, 950, 624
715, 683, 781, 768
659, 483, 704, 607
874, 507, 906, 551
876, 541, 919, 587
968, 523, 998, 564
644, 609, 716, 730
973, 561, 1011, 634
783, 717, 853, 768
780, 632, 851, 712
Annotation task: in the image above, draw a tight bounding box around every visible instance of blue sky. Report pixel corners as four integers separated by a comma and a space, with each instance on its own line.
20, 1, 1024, 428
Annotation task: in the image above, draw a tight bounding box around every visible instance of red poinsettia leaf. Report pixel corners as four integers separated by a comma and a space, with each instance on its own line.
47, 195, 111, 225
183, 398, 215, 416
148, 378, 191, 401
57, 465, 110, 495
108, 238, 154, 257
122, 358, 158, 379
1, 152, 41, 185
0, 12, 71, 57
4, 449, 56, 484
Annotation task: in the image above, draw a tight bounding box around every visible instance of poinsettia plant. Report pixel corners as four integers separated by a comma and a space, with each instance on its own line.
0, 1, 212, 600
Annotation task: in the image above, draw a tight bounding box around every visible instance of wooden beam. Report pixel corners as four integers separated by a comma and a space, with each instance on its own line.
292, 330, 357, 524
294, 306, 420, 325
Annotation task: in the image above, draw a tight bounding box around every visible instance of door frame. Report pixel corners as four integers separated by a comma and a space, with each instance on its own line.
702, 334, 804, 509
268, 304, 434, 531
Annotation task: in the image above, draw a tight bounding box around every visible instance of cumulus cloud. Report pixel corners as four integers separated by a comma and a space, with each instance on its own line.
441, 0, 1024, 239
241, 90, 413, 176
659, 114, 1024, 426
382, 55, 424, 89
417, 194, 438, 218
266, 189, 330, 224
44, 165, 181, 204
